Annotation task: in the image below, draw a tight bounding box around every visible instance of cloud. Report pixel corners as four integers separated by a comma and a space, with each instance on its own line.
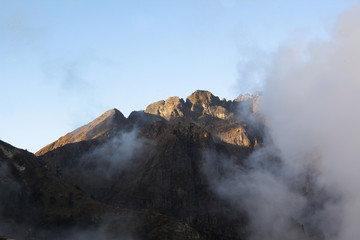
0, 2, 47, 45
42, 60, 90, 92
78, 128, 148, 178
260, 4, 360, 238
204, 2, 360, 240
202, 148, 312, 240
236, 50, 271, 94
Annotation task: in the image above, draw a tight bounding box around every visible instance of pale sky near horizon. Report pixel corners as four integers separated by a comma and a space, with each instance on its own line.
1, 0, 358, 152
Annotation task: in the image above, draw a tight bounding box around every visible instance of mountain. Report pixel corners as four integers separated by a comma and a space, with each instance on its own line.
1, 90, 264, 239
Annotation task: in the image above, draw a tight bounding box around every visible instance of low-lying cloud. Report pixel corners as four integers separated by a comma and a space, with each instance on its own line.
78, 128, 148, 178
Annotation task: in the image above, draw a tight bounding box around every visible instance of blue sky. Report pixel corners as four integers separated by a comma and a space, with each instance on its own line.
0, 0, 358, 152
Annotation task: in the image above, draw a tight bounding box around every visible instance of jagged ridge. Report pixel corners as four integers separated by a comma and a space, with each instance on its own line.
36, 90, 260, 156
145, 90, 258, 120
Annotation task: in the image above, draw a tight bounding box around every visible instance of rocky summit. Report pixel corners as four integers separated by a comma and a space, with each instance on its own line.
144, 90, 258, 121
1, 90, 265, 240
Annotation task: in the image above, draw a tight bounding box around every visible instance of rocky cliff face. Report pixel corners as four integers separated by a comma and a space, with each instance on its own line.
145, 97, 189, 120
1, 90, 264, 240
186, 90, 231, 119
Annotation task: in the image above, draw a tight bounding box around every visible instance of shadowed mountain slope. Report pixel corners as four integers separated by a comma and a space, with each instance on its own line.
0, 140, 203, 240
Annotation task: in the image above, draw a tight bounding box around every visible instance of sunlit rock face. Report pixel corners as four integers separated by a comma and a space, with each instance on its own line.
145, 96, 189, 120
217, 126, 251, 147
145, 90, 235, 120
35, 108, 128, 156
144, 90, 262, 148
145, 90, 261, 122
186, 90, 231, 119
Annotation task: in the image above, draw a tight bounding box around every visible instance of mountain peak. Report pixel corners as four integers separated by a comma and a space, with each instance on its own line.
104, 108, 121, 115
186, 90, 220, 106
145, 90, 235, 120
35, 108, 127, 156
145, 96, 187, 120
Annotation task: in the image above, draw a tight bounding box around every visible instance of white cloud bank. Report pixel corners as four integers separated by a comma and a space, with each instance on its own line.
205, 2, 360, 240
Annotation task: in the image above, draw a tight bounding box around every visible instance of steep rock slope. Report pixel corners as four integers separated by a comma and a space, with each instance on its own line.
35, 109, 127, 156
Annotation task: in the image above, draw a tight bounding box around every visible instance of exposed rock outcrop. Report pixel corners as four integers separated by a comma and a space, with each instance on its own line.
143, 90, 262, 149
144, 90, 260, 122
186, 90, 232, 119
145, 97, 188, 120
